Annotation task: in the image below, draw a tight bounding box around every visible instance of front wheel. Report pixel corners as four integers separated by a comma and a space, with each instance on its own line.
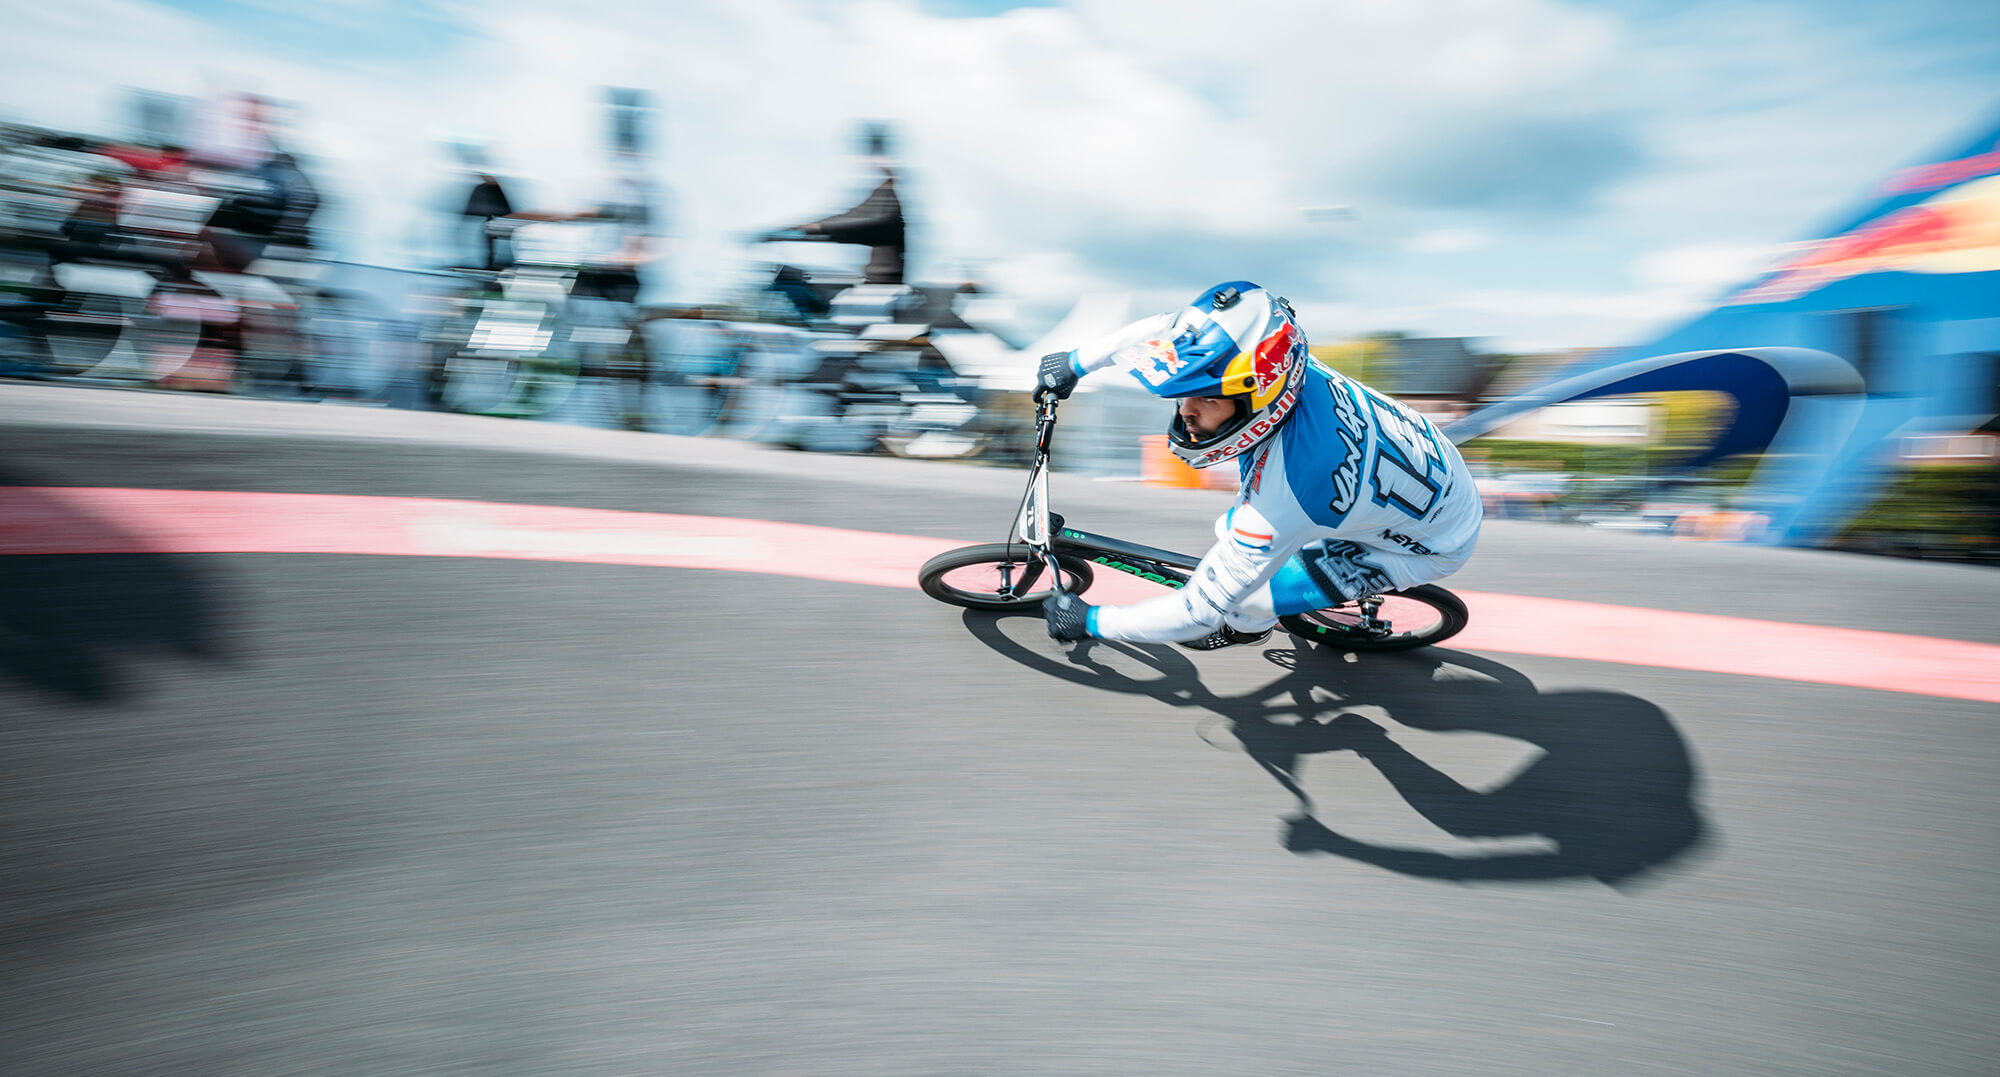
918, 543, 1096, 611
1279, 584, 1467, 652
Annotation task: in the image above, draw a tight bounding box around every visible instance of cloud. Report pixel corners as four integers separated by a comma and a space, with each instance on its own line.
1630, 242, 1776, 297
1312, 239, 1788, 352
1361, 113, 1649, 216
1064, 227, 1333, 295
1405, 227, 1491, 255
2, 0, 1995, 353
1319, 286, 1699, 354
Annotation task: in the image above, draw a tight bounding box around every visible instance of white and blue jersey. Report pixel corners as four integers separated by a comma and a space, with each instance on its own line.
1071, 328, 1482, 644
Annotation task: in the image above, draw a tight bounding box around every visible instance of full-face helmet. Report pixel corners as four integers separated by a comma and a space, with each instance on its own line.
1118, 281, 1308, 469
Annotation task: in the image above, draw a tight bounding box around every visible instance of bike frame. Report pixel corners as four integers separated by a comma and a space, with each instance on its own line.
1009, 395, 1198, 596
1007, 394, 1394, 634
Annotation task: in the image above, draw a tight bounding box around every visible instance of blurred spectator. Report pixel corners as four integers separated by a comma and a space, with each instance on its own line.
565, 151, 664, 429
767, 122, 906, 285
190, 92, 278, 171
568, 151, 663, 303
253, 151, 320, 249
204, 149, 320, 270
60, 172, 123, 253
439, 139, 542, 271
459, 171, 517, 270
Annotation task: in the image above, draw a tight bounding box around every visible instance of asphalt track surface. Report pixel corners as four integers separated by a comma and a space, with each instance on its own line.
3, 384, 1997, 1075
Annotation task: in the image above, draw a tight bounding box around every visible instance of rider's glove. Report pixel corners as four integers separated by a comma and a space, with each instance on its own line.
1043, 591, 1095, 641
1033, 351, 1080, 402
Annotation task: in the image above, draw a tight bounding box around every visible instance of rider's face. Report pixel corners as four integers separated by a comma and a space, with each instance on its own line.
1178, 396, 1236, 439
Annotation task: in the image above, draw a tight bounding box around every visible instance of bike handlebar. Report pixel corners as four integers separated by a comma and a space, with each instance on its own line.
1032, 393, 1062, 455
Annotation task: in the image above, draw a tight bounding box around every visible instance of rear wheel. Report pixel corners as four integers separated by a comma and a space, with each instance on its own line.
919, 543, 1096, 612
1279, 584, 1467, 652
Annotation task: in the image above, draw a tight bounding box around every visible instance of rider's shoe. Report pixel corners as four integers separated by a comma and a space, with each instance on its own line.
1179, 626, 1274, 652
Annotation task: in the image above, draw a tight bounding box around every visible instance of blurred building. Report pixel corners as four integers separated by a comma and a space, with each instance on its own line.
1369, 336, 1498, 422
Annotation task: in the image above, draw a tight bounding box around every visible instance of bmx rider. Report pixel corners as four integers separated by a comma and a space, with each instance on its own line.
1036, 281, 1483, 649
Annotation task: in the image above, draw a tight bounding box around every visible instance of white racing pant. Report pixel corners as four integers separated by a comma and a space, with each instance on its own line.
1228, 534, 1475, 630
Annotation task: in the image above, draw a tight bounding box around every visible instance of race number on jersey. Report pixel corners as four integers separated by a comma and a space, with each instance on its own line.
1354, 383, 1451, 520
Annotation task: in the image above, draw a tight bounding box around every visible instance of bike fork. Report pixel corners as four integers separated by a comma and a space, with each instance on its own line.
994, 545, 1066, 600
1038, 548, 1067, 596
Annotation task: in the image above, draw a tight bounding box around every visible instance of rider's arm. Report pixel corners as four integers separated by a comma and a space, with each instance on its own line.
1074, 311, 1177, 375
1035, 311, 1176, 399
1088, 502, 1303, 644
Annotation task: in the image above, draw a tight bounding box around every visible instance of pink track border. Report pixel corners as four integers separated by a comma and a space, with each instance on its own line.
5, 486, 1996, 704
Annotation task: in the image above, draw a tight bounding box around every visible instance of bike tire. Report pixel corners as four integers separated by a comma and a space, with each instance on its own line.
918, 543, 1096, 612
1279, 584, 1468, 652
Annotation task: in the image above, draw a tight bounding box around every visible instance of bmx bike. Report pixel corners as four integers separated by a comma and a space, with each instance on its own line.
916, 392, 1468, 652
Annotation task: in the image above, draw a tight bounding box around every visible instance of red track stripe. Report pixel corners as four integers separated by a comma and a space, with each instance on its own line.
5, 486, 1997, 704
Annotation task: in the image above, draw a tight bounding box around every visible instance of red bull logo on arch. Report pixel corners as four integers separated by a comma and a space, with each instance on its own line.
1730, 171, 2000, 305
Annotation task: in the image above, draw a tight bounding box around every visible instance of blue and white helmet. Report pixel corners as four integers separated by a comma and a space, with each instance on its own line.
1116, 281, 1308, 469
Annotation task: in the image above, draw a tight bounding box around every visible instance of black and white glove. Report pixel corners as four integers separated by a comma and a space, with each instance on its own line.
1033, 351, 1080, 402
1043, 591, 1094, 641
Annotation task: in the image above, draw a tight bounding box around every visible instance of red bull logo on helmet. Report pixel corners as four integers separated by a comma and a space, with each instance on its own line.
1222, 318, 1301, 408
1251, 320, 1300, 408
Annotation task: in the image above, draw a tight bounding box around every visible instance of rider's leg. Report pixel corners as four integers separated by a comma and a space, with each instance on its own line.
1249, 539, 1445, 617
1189, 535, 1468, 650
1244, 540, 1380, 616
1175, 510, 1279, 647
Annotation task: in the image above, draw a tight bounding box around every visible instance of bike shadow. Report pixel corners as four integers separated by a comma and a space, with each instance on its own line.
961, 610, 1709, 889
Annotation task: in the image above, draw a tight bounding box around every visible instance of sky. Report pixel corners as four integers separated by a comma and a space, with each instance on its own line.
3, 0, 1998, 352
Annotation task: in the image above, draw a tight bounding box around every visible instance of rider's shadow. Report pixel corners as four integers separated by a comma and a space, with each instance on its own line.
963, 612, 1709, 889
0, 472, 229, 705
